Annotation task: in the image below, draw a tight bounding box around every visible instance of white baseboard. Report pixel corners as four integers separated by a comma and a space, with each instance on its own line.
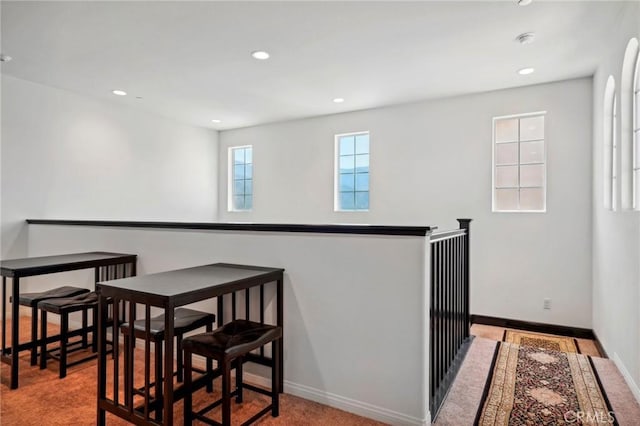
612, 352, 640, 405
241, 371, 429, 426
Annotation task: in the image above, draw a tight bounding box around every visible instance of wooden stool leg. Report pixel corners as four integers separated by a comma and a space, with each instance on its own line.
60, 313, 68, 378
235, 357, 243, 403
183, 350, 193, 425
92, 307, 98, 353
40, 310, 48, 369
82, 308, 88, 348
272, 340, 280, 417
155, 340, 163, 422
30, 306, 39, 366
123, 334, 131, 404
176, 334, 183, 383
222, 360, 232, 426
206, 322, 213, 393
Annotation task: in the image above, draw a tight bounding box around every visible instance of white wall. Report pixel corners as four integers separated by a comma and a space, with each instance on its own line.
1, 75, 218, 259
27, 223, 431, 425
219, 78, 594, 328
591, 1, 640, 398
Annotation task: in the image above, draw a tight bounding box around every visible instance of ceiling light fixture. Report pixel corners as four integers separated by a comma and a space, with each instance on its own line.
333, 98, 345, 103
251, 51, 270, 60
112, 90, 127, 96
211, 119, 222, 123
517, 0, 532, 5
515, 32, 535, 44
518, 67, 535, 75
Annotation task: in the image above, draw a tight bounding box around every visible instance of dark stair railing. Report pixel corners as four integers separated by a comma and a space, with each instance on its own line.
429, 219, 472, 421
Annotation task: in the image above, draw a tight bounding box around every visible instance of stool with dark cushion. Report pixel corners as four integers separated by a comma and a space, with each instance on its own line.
37, 291, 99, 378
183, 320, 282, 426
120, 307, 216, 421
15, 286, 90, 365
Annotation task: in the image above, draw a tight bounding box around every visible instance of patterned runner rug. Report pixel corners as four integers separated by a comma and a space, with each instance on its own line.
503, 330, 580, 354
476, 340, 617, 425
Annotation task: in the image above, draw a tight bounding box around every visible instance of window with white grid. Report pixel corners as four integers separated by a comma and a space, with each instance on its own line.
335, 132, 370, 211
228, 146, 253, 211
492, 113, 546, 212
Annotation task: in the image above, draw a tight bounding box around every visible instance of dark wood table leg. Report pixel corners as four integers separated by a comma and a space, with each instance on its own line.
11, 277, 20, 389
277, 277, 284, 393
97, 293, 107, 426
2, 277, 7, 358
164, 303, 175, 425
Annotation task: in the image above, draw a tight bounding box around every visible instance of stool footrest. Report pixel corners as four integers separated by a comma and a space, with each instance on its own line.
241, 406, 274, 426
193, 404, 273, 426
242, 382, 272, 397
196, 389, 239, 417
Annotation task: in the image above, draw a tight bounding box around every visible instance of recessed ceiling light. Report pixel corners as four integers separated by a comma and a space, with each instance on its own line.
211, 119, 222, 123
515, 32, 535, 44
518, 0, 532, 5
518, 67, 535, 75
112, 90, 127, 96
0, 54, 12, 62
251, 51, 270, 60
333, 98, 345, 103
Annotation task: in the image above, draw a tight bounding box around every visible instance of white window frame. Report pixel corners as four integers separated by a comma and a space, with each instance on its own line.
603, 76, 617, 211
612, 93, 618, 211
334, 131, 370, 212
492, 111, 547, 213
634, 54, 640, 210
227, 145, 253, 212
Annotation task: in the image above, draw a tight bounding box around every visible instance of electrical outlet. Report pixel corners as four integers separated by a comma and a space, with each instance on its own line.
543, 298, 551, 310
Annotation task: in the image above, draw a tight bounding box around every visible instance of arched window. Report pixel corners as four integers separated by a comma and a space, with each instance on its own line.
604, 76, 617, 211
621, 38, 639, 210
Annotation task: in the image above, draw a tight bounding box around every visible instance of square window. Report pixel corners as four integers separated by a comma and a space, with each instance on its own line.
339, 174, 355, 192
355, 173, 369, 191
496, 142, 518, 165
339, 192, 355, 210
495, 119, 518, 143
355, 192, 369, 210
339, 155, 355, 173
234, 179, 245, 195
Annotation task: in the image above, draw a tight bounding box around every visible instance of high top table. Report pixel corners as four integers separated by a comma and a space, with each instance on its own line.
0, 251, 137, 389
95, 262, 284, 426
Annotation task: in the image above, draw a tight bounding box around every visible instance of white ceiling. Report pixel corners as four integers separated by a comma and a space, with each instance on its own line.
0, 1, 627, 130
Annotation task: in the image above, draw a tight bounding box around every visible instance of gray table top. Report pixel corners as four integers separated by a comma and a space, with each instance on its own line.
96, 263, 283, 303
1, 251, 137, 277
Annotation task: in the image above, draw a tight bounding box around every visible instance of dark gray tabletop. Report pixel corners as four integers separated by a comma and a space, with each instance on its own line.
96, 263, 283, 304
0, 251, 137, 278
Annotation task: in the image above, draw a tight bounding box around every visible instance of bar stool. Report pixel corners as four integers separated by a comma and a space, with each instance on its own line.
183, 319, 282, 426
15, 286, 90, 365
38, 291, 100, 378
120, 308, 216, 421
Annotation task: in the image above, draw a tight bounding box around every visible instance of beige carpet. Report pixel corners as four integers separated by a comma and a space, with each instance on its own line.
435, 326, 640, 425
1, 316, 386, 425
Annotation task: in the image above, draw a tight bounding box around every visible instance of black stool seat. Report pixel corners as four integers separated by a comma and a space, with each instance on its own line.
18, 286, 89, 307
120, 307, 216, 421
38, 291, 103, 378
183, 320, 282, 426
183, 320, 282, 361
12, 286, 90, 366
120, 308, 216, 339
38, 291, 98, 314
